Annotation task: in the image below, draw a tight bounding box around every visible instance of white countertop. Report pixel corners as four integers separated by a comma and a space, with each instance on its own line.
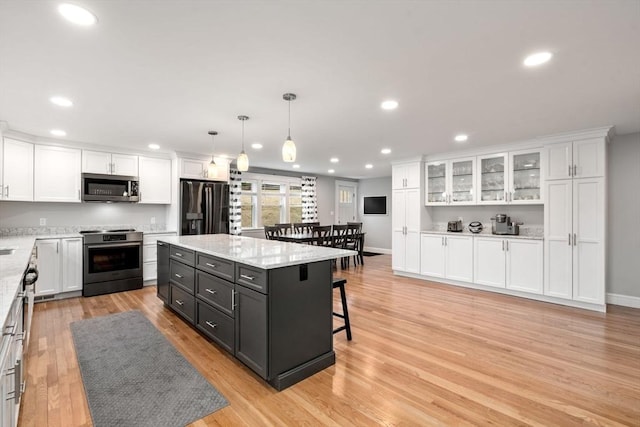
160, 234, 357, 269
421, 230, 543, 240
0, 236, 37, 328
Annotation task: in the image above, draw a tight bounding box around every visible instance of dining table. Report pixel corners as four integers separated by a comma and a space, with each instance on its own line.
278, 231, 366, 266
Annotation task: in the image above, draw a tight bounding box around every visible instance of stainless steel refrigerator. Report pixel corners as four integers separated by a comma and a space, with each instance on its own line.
180, 180, 229, 235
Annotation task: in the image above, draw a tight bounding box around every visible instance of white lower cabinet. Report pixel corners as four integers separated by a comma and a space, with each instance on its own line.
142, 233, 176, 281
420, 234, 473, 282
35, 238, 82, 297
474, 237, 543, 293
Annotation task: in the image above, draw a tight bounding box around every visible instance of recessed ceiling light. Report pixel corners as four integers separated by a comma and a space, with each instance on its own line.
292, 164, 300, 169
148, 143, 160, 150
365, 164, 373, 169
454, 134, 468, 142
50, 96, 73, 107
50, 129, 66, 137
251, 143, 263, 150
330, 157, 339, 163
381, 148, 391, 154
328, 169, 335, 174
58, 3, 98, 26
524, 51, 553, 67
381, 100, 398, 110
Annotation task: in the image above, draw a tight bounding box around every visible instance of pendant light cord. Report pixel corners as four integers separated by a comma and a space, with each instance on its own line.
288, 99, 291, 137
241, 120, 245, 151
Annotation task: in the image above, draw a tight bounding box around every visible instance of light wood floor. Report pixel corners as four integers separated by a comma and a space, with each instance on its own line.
18, 254, 640, 426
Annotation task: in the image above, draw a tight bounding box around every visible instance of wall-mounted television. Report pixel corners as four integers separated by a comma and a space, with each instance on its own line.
363, 196, 387, 215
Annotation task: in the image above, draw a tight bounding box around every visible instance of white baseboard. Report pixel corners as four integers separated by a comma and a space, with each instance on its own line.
607, 293, 640, 309
363, 246, 391, 255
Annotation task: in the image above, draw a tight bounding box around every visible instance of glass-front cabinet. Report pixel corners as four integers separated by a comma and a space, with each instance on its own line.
476, 150, 542, 205
425, 157, 476, 205
509, 149, 542, 204
477, 153, 508, 204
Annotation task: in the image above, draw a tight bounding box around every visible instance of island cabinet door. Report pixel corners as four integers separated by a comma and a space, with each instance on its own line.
234, 284, 268, 379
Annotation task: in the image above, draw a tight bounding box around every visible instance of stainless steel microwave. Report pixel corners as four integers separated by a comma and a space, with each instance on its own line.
82, 173, 140, 202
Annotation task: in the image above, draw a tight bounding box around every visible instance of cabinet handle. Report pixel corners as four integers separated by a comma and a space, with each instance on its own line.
5, 185, 8, 198
505, 240, 509, 251
573, 233, 577, 246
175, 299, 184, 306
205, 262, 216, 268
240, 274, 255, 281
568, 164, 572, 177
502, 240, 505, 251
441, 236, 444, 246
174, 273, 183, 279
56, 242, 59, 253
205, 288, 216, 295
232, 290, 237, 309
444, 237, 447, 246
568, 233, 572, 245
205, 321, 217, 329
573, 165, 577, 177
174, 252, 183, 257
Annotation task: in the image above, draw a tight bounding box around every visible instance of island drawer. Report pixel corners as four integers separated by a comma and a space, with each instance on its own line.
196, 300, 234, 354
196, 271, 234, 317
236, 264, 267, 293
169, 284, 195, 324
196, 253, 234, 281
170, 245, 195, 267
170, 259, 195, 294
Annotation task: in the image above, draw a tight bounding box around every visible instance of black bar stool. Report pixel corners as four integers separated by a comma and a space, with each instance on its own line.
332, 278, 352, 340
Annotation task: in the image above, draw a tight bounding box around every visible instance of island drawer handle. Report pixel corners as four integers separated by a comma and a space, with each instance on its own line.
205, 262, 216, 268
240, 274, 255, 281
205, 321, 217, 329
175, 300, 184, 306
174, 252, 183, 257
205, 288, 217, 295
174, 274, 183, 279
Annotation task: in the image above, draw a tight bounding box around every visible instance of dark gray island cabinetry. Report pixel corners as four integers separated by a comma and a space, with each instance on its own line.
156, 234, 354, 390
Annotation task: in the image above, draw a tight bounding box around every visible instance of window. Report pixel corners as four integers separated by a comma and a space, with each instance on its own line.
240, 173, 302, 228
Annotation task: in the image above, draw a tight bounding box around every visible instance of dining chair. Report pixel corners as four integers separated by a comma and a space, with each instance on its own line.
311, 225, 333, 247
345, 223, 363, 266
293, 222, 311, 234
275, 223, 292, 236
264, 225, 281, 240
332, 224, 349, 268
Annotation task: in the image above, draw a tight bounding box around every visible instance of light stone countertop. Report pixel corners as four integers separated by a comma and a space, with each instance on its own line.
143, 230, 178, 235
0, 236, 37, 329
421, 229, 543, 240
160, 234, 357, 269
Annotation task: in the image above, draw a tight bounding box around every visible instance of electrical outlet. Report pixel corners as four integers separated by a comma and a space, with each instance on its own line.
150, 217, 156, 225
39, 218, 46, 226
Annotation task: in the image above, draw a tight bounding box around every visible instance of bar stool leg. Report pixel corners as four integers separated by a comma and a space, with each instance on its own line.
333, 282, 352, 340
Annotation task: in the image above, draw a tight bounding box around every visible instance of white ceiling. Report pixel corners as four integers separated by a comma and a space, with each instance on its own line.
1, 0, 638, 179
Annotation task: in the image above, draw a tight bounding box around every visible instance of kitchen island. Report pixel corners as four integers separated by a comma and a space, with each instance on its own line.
156, 234, 355, 390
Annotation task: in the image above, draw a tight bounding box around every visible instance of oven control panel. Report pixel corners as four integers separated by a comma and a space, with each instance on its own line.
103, 234, 127, 242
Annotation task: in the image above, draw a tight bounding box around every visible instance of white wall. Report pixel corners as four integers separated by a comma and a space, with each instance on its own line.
0, 201, 169, 230
358, 177, 392, 251
607, 132, 640, 298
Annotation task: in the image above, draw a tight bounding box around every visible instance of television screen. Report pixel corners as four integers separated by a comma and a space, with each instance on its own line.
363, 196, 387, 215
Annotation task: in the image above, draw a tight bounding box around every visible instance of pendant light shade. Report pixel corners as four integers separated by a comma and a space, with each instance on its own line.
237, 115, 249, 172
207, 131, 218, 178
282, 93, 297, 162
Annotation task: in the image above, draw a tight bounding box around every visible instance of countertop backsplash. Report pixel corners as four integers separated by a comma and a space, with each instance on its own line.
0, 223, 168, 237
426, 222, 543, 238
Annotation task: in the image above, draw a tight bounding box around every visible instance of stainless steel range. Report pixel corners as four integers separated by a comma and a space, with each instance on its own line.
81, 229, 143, 296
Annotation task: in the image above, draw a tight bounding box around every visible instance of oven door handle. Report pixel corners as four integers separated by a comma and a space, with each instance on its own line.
85, 242, 142, 250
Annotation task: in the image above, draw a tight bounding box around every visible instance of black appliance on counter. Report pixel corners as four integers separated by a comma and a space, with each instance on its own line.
180, 179, 229, 235
447, 220, 463, 232
81, 229, 143, 296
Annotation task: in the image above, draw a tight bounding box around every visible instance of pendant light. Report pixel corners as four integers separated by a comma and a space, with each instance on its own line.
237, 115, 249, 172
282, 93, 297, 162
207, 131, 218, 178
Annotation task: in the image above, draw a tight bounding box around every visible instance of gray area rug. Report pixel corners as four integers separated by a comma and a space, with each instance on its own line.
71, 310, 228, 427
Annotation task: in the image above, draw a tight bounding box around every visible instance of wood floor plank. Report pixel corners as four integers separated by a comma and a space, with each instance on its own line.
17, 254, 640, 426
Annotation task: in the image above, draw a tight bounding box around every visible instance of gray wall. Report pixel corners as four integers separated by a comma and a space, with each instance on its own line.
358, 177, 392, 252
607, 132, 640, 298
0, 201, 169, 230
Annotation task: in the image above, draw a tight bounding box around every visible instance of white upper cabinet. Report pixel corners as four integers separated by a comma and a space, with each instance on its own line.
83, 150, 139, 176
1, 138, 33, 201
544, 137, 605, 180
34, 145, 81, 202
476, 149, 542, 205
138, 156, 172, 204
392, 162, 421, 189
425, 157, 476, 205
179, 157, 229, 182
